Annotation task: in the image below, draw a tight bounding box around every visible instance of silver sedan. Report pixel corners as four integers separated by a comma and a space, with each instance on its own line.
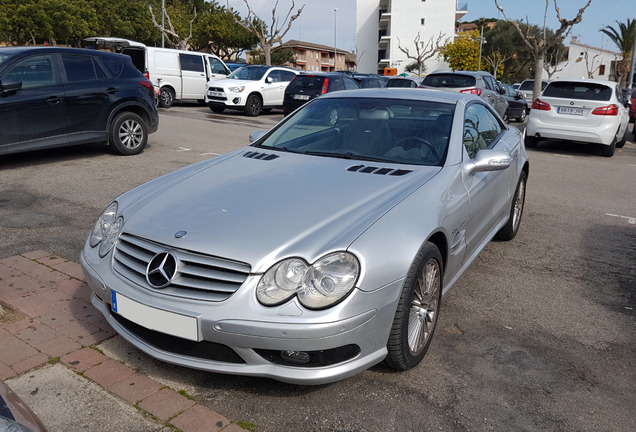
81, 89, 529, 384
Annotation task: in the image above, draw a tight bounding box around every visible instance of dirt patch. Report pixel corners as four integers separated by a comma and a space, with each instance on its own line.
0, 301, 28, 325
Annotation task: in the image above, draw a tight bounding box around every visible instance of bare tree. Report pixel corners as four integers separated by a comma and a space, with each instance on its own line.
149, 6, 197, 50
484, 50, 514, 79
397, 32, 447, 76
494, 0, 591, 100
234, 0, 305, 66
582, 50, 602, 78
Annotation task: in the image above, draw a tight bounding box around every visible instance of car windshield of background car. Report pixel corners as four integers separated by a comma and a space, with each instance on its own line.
254, 97, 454, 166
228, 66, 268, 81
543, 82, 612, 101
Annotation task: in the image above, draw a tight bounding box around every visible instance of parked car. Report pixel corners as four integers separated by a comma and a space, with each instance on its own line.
205, 65, 298, 116
386, 76, 425, 88
501, 83, 528, 122
283, 72, 360, 115
84, 37, 230, 108
512, 82, 521, 90
0, 380, 48, 432
517, 79, 549, 107
421, 71, 508, 119
526, 79, 629, 157
0, 46, 158, 156
351, 73, 385, 89
81, 88, 529, 385
225, 62, 246, 72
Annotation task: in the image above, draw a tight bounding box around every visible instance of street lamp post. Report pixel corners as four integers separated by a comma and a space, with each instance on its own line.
161, 0, 165, 48
477, 24, 485, 71
334, 8, 338, 71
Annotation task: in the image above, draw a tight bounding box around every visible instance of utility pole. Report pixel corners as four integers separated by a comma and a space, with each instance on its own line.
161, 0, 165, 48
478, 21, 485, 71
334, 8, 338, 71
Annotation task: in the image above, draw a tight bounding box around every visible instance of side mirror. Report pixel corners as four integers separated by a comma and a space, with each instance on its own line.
266, 76, 273, 84
0, 79, 22, 97
498, 86, 506, 95
467, 149, 512, 175
249, 130, 266, 143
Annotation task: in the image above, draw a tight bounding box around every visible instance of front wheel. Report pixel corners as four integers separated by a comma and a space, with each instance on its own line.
385, 242, 443, 371
209, 105, 225, 113
109, 112, 148, 155
495, 171, 527, 241
244, 94, 262, 117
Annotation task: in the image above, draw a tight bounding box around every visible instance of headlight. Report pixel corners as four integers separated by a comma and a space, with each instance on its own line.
228, 86, 245, 93
89, 202, 123, 257
257, 252, 359, 309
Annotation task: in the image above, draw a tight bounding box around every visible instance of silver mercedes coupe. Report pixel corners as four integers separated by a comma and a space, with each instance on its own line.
81, 88, 529, 384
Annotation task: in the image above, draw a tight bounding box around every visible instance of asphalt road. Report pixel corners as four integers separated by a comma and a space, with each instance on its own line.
1, 105, 634, 432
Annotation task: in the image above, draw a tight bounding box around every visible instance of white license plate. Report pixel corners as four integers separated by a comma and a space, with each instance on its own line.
293, 94, 311, 100
208, 91, 224, 98
111, 291, 199, 341
558, 106, 584, 116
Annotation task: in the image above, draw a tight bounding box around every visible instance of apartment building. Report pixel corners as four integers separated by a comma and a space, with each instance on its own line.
356, 0, 468, 75
277, 40, 357, 71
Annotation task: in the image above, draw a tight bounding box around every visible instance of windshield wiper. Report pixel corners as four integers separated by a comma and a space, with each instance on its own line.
304, 150, 394, 163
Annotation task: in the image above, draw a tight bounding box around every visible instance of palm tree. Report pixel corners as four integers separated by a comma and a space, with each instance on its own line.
600, 19, 636, 86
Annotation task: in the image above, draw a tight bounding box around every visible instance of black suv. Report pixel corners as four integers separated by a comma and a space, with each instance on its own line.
283, 72, 360, 116
0, 47, 158, 156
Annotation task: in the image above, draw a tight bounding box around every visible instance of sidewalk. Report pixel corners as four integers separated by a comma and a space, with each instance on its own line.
0, 251, 248, 432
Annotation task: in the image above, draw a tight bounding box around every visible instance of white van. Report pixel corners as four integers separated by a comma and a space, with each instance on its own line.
85, 37, 230, 108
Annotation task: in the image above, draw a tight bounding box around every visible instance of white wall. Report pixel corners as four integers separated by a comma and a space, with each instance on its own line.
549, 39, 622, 81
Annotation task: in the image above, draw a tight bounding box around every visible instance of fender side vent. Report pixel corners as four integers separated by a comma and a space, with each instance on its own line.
347, 165, 412, 176
243, 151, 279, 160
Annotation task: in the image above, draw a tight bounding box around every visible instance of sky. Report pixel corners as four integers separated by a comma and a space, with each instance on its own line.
225, 0, 631, 54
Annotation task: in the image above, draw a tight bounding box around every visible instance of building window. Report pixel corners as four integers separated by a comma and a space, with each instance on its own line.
421, 18, 425, 25
599, 65, 606, 75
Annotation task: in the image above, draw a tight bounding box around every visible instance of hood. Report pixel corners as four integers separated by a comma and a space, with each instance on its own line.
120, 149, 440, 272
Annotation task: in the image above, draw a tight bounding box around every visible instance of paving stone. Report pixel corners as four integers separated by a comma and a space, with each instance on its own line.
61, 347, 107, 372
14, 321, 60, 345
0, 361, 16, 380
109, 372, 163, 404
0, 333, 39, 365
84, 358, 135, 388
12, 352, 49, 374
138, 388, 196, 422
170, 404, 230, 432
37, 334, 82, 357
21, 250, 53, 260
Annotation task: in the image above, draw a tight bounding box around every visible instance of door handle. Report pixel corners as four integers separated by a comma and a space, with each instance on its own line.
47, 96, 63, 104
106, 87, 119, 94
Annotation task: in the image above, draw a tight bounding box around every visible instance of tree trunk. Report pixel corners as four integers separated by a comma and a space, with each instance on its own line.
533, 50, 545, 104
264, 45, 272, 66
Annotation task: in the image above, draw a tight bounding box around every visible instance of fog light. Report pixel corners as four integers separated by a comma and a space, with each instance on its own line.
233, 97, 240, 104
281, 350, 310, 365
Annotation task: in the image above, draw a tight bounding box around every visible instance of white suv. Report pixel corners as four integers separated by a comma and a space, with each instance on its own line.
205, 65, 298, 116
526, 79, 629, 157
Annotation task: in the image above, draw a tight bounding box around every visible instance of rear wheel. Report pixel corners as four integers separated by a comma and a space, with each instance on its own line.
244, 94, 262, 117
616, 129, 627, 149
385, 242, 443, 371
109, 112, 148, 155
524, 135, 538, 148
495, 171, 527, 241
601, 135, 616, 157
517, 107, 526, 122
159, 87, 175, 108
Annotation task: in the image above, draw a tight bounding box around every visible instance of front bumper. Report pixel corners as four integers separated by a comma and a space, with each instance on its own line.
80, 249, 401, 385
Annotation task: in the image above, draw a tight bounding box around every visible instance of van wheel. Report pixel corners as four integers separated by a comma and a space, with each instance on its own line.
210, 106, 225, 113
244, 94, 262, 117
159, 87, 175, 108
109, 112, 148, 155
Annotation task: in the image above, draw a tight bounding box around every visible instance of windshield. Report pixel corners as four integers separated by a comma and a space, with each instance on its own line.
228, 65, 268, 81
254, 97, 454, 167
0, 52, 15, 66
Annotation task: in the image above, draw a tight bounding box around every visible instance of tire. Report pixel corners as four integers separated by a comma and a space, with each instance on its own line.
159, 87, 175, 108
209, 105, 225, 113
244, 94, 262, 117
495, 171, 527, 241
601, 135, 616, 157
524, 135, 538, 148
385, 242, 443, 371
197, 99, 206, 106
517, 107, 526, 123
109, 112, 148, 156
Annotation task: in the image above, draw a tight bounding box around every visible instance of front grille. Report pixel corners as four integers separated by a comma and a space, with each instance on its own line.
113, 233, 251, 302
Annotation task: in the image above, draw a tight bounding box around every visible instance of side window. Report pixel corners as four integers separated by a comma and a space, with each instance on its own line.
482, 76, 494, 90
208, 58, 228, 75
267, 70, 281, 83
179, 54, 204, 72
463, 103, 503, 159
62, 54, 106, 82
1, 54, 55, 88
329, 77, 345, 91
343, 77, 359, 90
280, 70, 297, 82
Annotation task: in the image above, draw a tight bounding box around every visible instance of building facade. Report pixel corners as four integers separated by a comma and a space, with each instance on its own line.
356, 0, 467, 75
548, 37, 622, 82
246, 40, 356, 71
